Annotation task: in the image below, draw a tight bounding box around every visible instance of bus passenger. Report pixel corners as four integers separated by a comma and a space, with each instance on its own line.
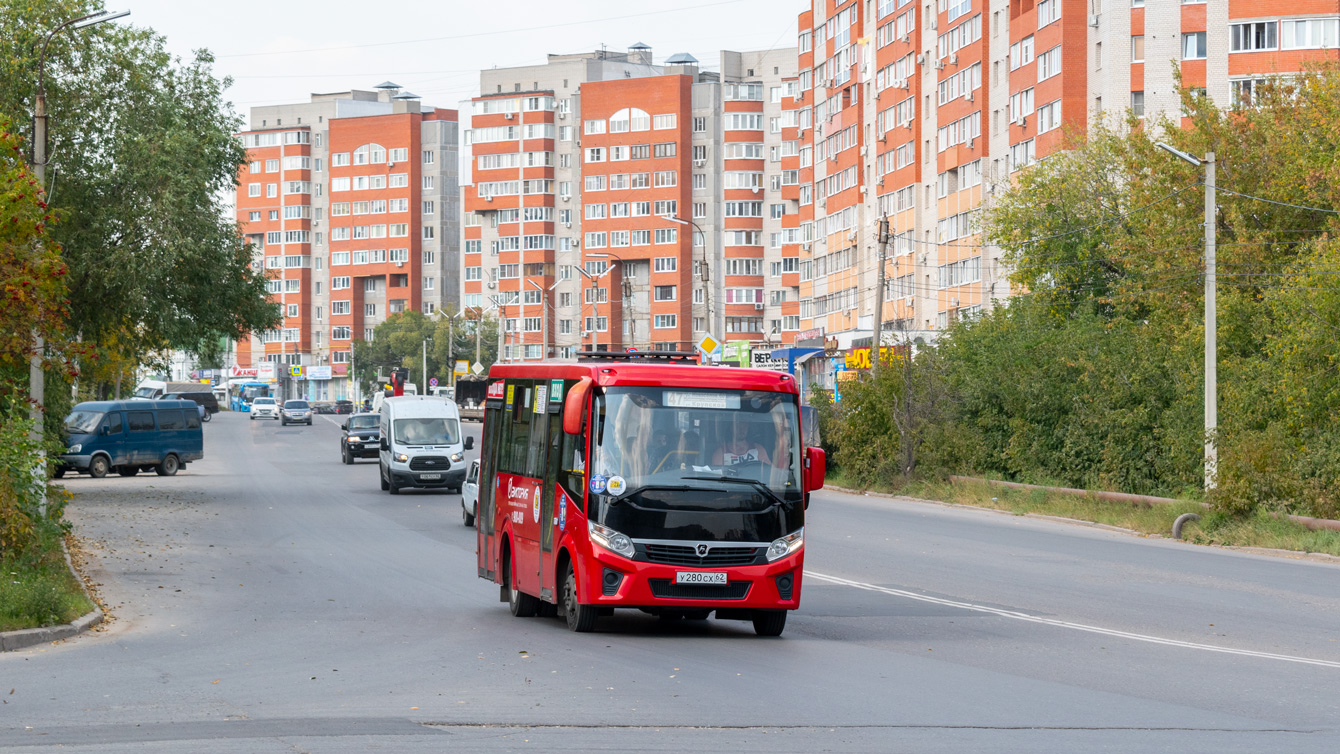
712, 415, 772, 467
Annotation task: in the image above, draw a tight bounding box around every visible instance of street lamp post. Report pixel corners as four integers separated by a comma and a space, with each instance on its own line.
1157, 142, 1217, 490
29, 9, 130, 501
664, 215, 710, 348
575, 264, 612, 353
527, 279, 559, 360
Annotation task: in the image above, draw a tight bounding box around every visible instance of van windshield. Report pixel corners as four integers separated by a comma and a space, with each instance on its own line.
393, 418, 460, 446
132, 387, 158, 399
64, 410, 103, 434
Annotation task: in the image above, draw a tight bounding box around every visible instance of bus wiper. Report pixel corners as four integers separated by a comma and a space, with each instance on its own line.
680, 476, 790, 508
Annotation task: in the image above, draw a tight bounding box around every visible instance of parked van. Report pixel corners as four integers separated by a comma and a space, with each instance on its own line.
133, 380, 204, 400
58, 400, 204, 479
378, 395, 472, 494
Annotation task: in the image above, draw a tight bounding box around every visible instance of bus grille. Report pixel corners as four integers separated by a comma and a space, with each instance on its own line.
409, 456, 450, 471
649, 579, 752, 600
642, 544, 761, 567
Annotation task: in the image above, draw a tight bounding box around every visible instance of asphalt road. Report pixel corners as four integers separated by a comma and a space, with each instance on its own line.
2, 410, 1338, 752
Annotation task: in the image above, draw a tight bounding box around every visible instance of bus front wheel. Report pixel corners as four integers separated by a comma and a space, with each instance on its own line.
562, 563, 597, 633
752, 610, 787, 637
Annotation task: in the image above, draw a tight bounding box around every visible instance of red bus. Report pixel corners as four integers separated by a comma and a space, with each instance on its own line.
475, 352, 825, 636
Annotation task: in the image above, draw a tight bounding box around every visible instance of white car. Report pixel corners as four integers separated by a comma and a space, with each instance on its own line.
461, 459, 480, 526
250, 397, 279, 420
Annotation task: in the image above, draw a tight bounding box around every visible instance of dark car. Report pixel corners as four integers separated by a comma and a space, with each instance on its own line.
311, 401, 334, 414
163, 391, 219, 421
333, 400, 354, 415
341, 413, 380, 464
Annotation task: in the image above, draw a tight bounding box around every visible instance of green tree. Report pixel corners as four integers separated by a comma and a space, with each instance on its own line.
0, 0, 280, 376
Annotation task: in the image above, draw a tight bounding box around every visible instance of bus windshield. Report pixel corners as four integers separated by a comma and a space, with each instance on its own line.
591, 386, 802, 507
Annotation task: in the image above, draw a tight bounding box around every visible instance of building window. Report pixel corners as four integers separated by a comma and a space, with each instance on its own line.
654, 314, 677, 329
1231, 22, 1277, 52
1182, 32, 1207, 60
1282, 19, 1339, 49
1131, 36, 1144, 63
693, 117, 706, 133
364, 304, 376, 317
654, 285, 676, 301
654, 256, 677, 272
1131, 90, 1145, 117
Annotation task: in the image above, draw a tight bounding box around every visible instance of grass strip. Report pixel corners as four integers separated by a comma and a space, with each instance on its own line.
826, 472, 1340, 558
0, 529, 96, 633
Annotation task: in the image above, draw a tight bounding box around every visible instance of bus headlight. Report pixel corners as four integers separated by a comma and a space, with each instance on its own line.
766, 528, 804, 562
589, 521, 635, 559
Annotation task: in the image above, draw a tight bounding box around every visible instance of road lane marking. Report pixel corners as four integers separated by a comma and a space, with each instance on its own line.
804, 571, 1340, 669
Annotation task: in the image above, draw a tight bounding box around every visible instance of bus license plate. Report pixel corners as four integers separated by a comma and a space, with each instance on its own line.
419, 473, 442, 480
676, 571, 727, 585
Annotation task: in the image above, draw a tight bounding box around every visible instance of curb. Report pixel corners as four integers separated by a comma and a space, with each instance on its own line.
0, 537, 105, 653
0, 608, 103, 652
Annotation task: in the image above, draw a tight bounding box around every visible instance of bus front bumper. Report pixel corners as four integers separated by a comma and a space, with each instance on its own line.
582, 548, 804, 611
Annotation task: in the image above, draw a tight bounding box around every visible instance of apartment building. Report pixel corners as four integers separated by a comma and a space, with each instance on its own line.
461, 45, 798, 360
234, 84, 459, 400
791, 0, 1338, 392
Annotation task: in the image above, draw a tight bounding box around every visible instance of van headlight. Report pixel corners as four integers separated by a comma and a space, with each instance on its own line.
394, 453, 409, 463
589, 521, 635, 559
450, 452, 463, 463
67, 444, 82, 454
766, 528, 804, 562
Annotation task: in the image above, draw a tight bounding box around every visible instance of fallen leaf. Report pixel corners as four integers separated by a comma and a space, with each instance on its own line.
211, 680, 219, 685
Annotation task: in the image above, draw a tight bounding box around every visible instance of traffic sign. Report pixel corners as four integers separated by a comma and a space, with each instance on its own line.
454, 360, 469, 375
471, 362, 484, 375
289, 365, 302, 378
429, 377, 439, 387
696, 334, 720, 355
626, 346, 637, 353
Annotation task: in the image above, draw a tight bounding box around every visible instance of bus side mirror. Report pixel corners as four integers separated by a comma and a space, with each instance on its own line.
804, 446, 826, 492
562, 377, 593, 435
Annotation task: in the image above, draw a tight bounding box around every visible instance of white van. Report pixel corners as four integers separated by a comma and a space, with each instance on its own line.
378, 396, 473, 495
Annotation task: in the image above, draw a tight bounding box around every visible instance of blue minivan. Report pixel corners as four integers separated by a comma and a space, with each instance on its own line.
58, 400, 204, 479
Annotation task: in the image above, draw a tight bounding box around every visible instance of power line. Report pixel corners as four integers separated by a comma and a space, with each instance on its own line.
218, 0, 747, 58
1215, 187, 1340, 215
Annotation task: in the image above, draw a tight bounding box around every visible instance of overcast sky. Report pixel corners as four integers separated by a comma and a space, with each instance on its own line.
114, 0, 804, 118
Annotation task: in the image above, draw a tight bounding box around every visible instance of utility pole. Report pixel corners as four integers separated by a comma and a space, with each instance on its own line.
475, 310, 482, 368
1156, 142, 1217, 491
871, 216, 890, 377
421, 336, 428, 393
1204, 153, 1217, 490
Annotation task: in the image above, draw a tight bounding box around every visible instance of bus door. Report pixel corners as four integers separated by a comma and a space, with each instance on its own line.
477, 380, 507, 580
539, 379, 565, 601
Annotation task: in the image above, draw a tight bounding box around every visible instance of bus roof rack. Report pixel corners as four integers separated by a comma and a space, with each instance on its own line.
577, 350, 698, 363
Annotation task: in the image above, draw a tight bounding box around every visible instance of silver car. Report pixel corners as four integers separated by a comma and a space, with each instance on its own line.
461, 459, 480, 526
250, 397, 279, 420
281, 399, 313, 426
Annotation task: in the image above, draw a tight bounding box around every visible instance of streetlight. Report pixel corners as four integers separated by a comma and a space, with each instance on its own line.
663, 215, 711, 346
585, 252, 632, 349
575, 263, 612, 352
1156, 141, 1217, 490
30, 9, 130, 499
527, 279, 559, 360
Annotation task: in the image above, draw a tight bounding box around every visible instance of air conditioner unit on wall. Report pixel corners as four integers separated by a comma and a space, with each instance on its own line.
949, 54, 958, 66
754, 303, 764, 310
934, 59, 944, 70
487, 281, 496, 289
558, 112, 566, 119
505, 112, 514, 119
